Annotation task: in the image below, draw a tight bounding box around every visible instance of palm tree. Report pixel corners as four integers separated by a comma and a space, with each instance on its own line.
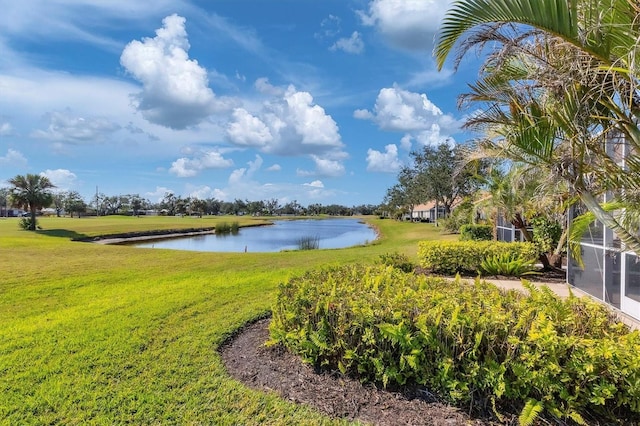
435, 0, 640, 255
8, 174, 56, 230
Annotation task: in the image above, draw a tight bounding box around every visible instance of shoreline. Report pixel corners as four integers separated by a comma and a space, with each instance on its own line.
91, 229, 217, 245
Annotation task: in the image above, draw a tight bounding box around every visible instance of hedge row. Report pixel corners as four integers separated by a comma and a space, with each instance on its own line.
417, 240, 539, 275
269, 265, 640, 425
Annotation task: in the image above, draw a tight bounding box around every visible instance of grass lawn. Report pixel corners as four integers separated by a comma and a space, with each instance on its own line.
0, 215, 453, 425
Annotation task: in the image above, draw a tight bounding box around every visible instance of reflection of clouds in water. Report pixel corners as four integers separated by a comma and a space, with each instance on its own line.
134, 219, 377, 253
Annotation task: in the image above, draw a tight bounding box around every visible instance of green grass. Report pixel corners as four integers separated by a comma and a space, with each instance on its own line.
0, 216, 452, 425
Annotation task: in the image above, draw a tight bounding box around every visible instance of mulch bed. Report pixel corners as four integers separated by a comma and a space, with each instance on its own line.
219, 268, 571, 425
220, 318, 509, 426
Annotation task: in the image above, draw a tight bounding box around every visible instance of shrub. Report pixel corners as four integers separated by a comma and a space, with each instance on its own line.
216, 222, 230, 234
19, 217, 36, 230
216, 221, 239, 235
296, 235, 320, 250
479, 252, 539, 277
459, 224, 492, 241
377, 252, 415, 273
440, 198, 474, 233
417, 240, 538, 275
531, 217, 562, 254
270, 264, 640, 425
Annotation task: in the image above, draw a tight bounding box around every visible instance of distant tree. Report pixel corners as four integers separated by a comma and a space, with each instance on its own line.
52, 192, 66, 217
160, 192, 177, 215
0, 188, 8, 216
411, 144, 487, 217
191, 198, 207, 218
174, 196, 189, 216
323, 204, 350, 216
64, 191, 87, 218
8, 174, 56, 230
384, 166, 425, 220
129, 194, 145, 216
206, 198, 221, 215
353, 204, 378, 215
281, 200, 302, 215
265, 198, 280, 216
307, 203, 322, 215
246, 200, 265, 216
383, 184, 412, 220
219, 201, 235, 215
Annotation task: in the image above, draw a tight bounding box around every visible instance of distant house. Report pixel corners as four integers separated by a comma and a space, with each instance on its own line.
410, 202, 448, 222
0, 208, 25, 217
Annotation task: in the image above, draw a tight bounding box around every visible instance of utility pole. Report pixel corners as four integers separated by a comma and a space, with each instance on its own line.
95, 186, 99, 217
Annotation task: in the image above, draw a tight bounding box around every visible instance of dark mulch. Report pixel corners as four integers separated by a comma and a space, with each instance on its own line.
219, 269, 569, 425
220, 318, 509, 426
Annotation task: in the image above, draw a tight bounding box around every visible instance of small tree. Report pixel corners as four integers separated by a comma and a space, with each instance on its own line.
64, 191, 87, 218
8, 174, 56, 230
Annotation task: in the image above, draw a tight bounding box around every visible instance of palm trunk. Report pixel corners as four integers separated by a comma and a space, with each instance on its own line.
512, 213, 551, 269
550, 227, 568, 268
29, 206, 37, 230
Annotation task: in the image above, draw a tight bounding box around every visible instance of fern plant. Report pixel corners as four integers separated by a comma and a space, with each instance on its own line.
479, 253, 539, 277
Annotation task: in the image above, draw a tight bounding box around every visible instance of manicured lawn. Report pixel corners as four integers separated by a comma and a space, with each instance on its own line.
0, 216, 453, 425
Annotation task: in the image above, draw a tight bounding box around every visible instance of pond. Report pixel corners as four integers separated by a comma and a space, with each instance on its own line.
133, 218, 378, 253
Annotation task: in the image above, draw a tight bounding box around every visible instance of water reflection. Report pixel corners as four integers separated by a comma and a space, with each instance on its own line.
134, 218, 377, 253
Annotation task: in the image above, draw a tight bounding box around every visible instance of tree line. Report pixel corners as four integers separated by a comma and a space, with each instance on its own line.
0, 176, 380, 228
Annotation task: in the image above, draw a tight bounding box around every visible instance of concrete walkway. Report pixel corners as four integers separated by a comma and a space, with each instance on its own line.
486, 278, 640, 330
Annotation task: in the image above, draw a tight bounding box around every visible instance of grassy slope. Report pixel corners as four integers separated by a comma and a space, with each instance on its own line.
0, 216, 453, 425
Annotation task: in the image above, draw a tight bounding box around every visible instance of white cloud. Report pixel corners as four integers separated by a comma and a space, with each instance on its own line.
415, 125, 455, 147
120, 14, 223, 129
0, 121, 13, 136
266, 164, 281, 172
304, 180, 324, 188
316, 15, 341, 39
356, 86, 460, 146
228, 155, 263, 186
330, 31, 365, 54
358, 0, 453, 51
41, 168, 77, 190
0, 70, 139, 127
0, 149, 27, 167
169, 148, 234, 177
254, 77, 285, 96
400, 134, 413, 151
297, 156, 346, 177
187, 185, 224, 200
31, 110, 121, 143
226, 109, 272, 147
366, 144, 402, 173
359, 86, 443, 131
353, 109, 373, 120
285, 88, 342, 148
0, 0, 179, 51
145, 186, 174, 202
353, 85, 463, 150
226, 84, 347, 176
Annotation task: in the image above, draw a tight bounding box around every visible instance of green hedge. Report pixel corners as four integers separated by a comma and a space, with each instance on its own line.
270, 265, 640, 425
417, 240, 539, 275
459, 224, 492, 241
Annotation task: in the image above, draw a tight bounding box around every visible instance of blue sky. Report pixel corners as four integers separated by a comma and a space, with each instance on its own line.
0, 0, 481, 206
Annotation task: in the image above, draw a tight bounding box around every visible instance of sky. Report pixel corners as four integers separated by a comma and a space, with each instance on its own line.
0, 0, 482, 207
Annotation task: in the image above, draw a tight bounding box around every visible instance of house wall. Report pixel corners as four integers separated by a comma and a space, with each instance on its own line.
567, 132, 640, 320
